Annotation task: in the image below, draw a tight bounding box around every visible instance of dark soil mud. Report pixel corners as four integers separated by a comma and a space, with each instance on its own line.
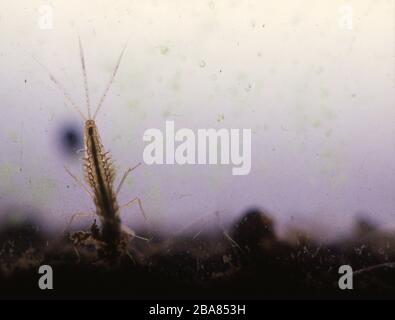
0, 209, 394, 299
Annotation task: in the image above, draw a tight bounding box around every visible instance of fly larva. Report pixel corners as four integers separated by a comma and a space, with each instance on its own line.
41, 37, 147, 258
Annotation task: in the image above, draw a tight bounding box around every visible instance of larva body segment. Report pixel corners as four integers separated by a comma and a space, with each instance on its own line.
84, 119, 121, 249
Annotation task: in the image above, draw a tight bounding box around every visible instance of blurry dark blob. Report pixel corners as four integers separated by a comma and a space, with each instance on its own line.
231, 208, 275, 252
353, 214, 378, 238
57, 122, 83, 158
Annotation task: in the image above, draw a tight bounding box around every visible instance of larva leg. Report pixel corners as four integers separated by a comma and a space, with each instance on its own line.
121, 224, 150, 241
64, 166, 94, 199
120, 197, 147, 221
64, 211, 95, 233
116, 162, 141, 195
76, 148, 87, 155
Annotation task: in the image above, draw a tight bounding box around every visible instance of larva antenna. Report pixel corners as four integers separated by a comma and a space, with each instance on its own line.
32, 55, 87, 121
78, 36, 92, 119
93, 42, 127, 120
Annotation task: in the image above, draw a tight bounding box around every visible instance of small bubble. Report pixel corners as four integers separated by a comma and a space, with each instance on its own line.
160, 45, 169, 55
199, 60, 206, 68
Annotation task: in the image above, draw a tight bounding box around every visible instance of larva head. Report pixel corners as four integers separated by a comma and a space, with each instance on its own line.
84, 119, 103, 151
84, 119, 98, 138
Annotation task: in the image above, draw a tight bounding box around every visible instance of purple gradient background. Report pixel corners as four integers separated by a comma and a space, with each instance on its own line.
0, 1, 394, 240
